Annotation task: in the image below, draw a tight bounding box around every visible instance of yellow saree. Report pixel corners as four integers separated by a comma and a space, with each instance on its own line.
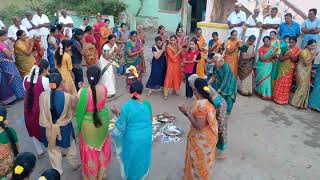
14, 40, 35, 77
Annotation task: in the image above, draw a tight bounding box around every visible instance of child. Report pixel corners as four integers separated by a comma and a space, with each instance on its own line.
11, 152, 36, 180
0, 107, 19, 178
125, 65, 140, 88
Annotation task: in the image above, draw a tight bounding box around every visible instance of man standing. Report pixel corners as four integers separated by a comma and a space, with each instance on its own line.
33, 7, 50, 59
7, 17, 29, 49
59, 9, 74, 39
227, 2, 246, 39
244, 8, 263, 46
301, 9, 320, 49
21, 11, 38, 38
279, 13, 300, 40
260, 7, 281, 46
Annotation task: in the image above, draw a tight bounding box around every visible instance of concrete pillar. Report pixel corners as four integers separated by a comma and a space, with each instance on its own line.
181, 0, 188, 33
205, 0, 214, 22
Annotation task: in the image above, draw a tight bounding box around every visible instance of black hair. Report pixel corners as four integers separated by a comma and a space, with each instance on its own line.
155, 36, 162, 42
48, 72, 62, 121
289, 36, 297, 42
195, 27, 202, 32
73, 28, 84, 40
309, 8, 317, 15
56, 23, 63, 32
11, 152, 36, 180
212, 32, 218, 37
120, 23, 127, 28
307, 39, 317, 46
285, 13, 293, 18
129, 80, 143, 100
84, 25, 92, 33
0, 30, 6, 36
104, 19, 110, 23
54, 40, 72, 67
208, 52, 215, 59
130, 31, 137, 37
0, 107, 18, 157
86, 65, 102, 128
49, 68, 59, 74
248, 35, 256, 41
283, 35, 290, 40
263, 36, 271, 42
176, 26, 183, 34
194, 78, 214, 105
47, 26, 57, 41
26, 60, 49, 112
40, 168, 60, 180
169, 35, 177, 40
271, 7, 278, 12
16, 30, 24, 41
189, 38, 198, 52
230, 30, 237, 36
270, 30, 277, 36
158, 25, 164, 34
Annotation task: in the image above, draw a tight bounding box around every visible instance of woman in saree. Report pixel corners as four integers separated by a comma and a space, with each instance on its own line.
125, 31, 144, 76
55, 40, 77, 96
224, 30, 241, 77
270, 31, 281, 87
39, 72, 80, 175
100, 34, 120, 98
146, 36, 167, 96
208, 32, 223, 55
273, 37, 301, 104
0, 30, 25, 105
76, 66, 112, 180
47, 26, 59, 69
195, 28, 207, 78
164, 35, 182, 100
14, 30, 35, 78
255, 36, 279, 100
238, 35, 256, 96
32, 34, 44, 65
137, 25, 147, 74
23, 60, 50, 158
208, 53, 237, 115
176, 26, 189, 80
0, 107, 19, 178
309, 64, 320, 111
111, 80, 153, 180
83, 26, 99, 65
93, 14, 105, 58
100, 19, 112, 49
290, 39, 318, 109
188, 75, 228, 159
158, 25, 168, 43
178, 78, 218, 180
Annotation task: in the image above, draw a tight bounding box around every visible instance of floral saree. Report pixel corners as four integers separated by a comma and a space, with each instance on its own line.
125, 40, 143, 74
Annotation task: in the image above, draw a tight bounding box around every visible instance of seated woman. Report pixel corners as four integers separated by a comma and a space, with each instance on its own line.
23, 60, 50, 158
178, 78, 218, 180
111, 80, 153, 179
11, 152, 36, 180
208, 54, 237, 115
0, 107, 19, 178
14, 30, 36, 78
39, 72, 80, 175
83, 26, 98, 65
76, 66, 112, 180
125, 31, 144, 77
0, 30, 25, 105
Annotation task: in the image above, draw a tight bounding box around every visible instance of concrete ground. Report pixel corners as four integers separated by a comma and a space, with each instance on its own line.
5, 33, 320, 180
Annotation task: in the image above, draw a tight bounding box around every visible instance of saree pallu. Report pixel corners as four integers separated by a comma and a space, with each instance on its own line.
255, 47, 274, 100
215, 98, 228, 151
184, 99, 218, 180
309, 65, 320, 111
290, 49, 313, 108
271, 40, 281, 87
93, 22, 106, 58
238, 45, 255, 95
273, 47, 300, 104
84, 47, 98, 65
164, 47, 182, 92
14, 40, 35, 78
0, 145, 14, 177
76, 88, 112, 180
196, 36, 207, 78
100, 27, 112, 49
0, 58, 25, 105
225, 40, 240, 77
125, 40, 143, 76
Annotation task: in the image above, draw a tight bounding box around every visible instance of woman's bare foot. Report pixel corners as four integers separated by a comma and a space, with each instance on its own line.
216, 151, 227, 160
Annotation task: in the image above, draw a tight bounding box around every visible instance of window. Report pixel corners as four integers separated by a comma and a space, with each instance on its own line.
158, 0, 182, 12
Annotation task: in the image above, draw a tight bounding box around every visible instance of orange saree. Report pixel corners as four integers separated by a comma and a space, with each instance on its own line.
164, 46, 182, 92
225, 39, 240, 76
196, 36, 207, 78
184, 99, 218, 180
100, 26, 112, 49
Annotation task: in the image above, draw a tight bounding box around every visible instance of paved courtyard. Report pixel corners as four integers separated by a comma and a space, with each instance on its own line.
5, 34, 320, 180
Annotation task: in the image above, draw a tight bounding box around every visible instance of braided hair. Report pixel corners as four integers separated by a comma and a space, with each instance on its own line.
48, 72, 63, 120
0, 107, 18, 157
86, 65, 102, 128
54, 40, 72, 67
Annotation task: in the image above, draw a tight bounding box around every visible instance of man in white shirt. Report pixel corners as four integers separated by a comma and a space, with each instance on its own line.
244, 8, 263, 47
0, 20, 6, 31
33, 7, 50, 59
227, 2, 247, 39
260, 7, 281, 46
8, 17, 29, 42
59, 9, 74, 39
21, 11, 38, 38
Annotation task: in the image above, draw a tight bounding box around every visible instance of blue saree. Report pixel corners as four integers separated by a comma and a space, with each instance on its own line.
309, 64, 320, 111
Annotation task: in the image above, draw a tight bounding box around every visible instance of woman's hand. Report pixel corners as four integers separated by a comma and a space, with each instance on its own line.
178, 104, 189, 116
111, 105, 120, 117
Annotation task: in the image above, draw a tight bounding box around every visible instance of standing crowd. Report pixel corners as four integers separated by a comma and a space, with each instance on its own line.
0, 2, 319, 180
